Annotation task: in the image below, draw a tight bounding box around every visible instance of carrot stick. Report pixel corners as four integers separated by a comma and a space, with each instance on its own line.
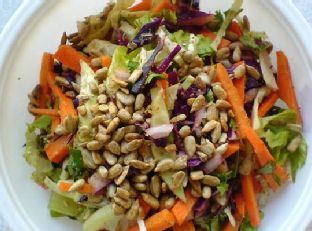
223, 142, 240, 159
51, 116, 61, 133
47, 72, 77, 122
139, 197, 152, 217
171, 190, 197, 226
233, 77, 245, 102
44, 135, 71, 163
228, 21, 243, 37
29, 108, 59, 117
58, 181, 93, 194
152, 0, 175, 13
276, 51, 302, 124
129, 0, 152, 12
215, 63, 249, 138
258, 92, 279, 117
128, 209, 175, 231
173, 221, 195, 231
234, 193, 245, 217
241, 175, 261, 228
201, 31, 231, 48
54, 45, 90, 73
38, 53, 53, 108
253, 177, 263, 193
101, 55, 112, 68
216, 63, 288, 188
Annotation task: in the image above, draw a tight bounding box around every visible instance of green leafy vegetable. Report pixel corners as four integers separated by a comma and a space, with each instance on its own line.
159, 9, 177, 24
217, 181, 229, 196
182, 75, 195, 90
133, 15, 152, 29
197, 35, 214, 57
257, 109, 307, 181
128, 60, 140, 72
195, 215, 226, 231
30, 115, 52, 130
240, 31, 271, 53
258, 162, 276, 174
239, 217, 258, 231
67, 149, 84, 179
205, 90, 214, 102
168, 30, 190, 48
146, 72, 166, 84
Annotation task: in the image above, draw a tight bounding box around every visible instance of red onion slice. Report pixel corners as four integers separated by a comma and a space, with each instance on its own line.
88, 172, 111, 195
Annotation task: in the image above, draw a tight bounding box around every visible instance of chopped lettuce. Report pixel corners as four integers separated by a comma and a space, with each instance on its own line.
119, 21, 136, 40
257, 110, 307, 181
240, 31, 271, 53
182, 75, 195, 89
24, 116, 61, 185
83, 204, 122, 231
251, 87, 268, 130
239, 217, 258, 231
145, 72, 166, 84
133, 15, 153, 30
160, 171, 186, 202
167, 83, 180, 111
67, 149, 84, 179
211, 0, 243, 51
151, 86, 170, 125
197, 35, 214, 57
168, 30, 190, 49
106, 46, 129, 95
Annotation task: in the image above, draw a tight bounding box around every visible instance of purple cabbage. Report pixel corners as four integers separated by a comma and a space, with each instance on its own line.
156, 45, 182, 73
246, 77, 265, 91
53, 62, 62, 74
72, 98, 79, 108
227, 129, 238, 141
187, 157, 202, 167
194, 198, 210, 218
244, 102, 253, 117
173, 124, 184, 152
154, 138, 168, 147
131, 39, 164, 94
168, 71, 179, 85
128, 18, 162, 50
177, 7, 213, 26
116, 29, 129, 46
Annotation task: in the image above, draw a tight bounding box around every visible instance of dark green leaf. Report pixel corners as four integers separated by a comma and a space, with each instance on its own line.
128, 60, 140, 72
205, 90, 214, 102
217, 181, 229, 196
67, 149, 84, 179
146, 72, 166, 84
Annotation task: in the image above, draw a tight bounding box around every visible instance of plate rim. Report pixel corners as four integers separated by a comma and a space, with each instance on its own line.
0, 0, 312, 230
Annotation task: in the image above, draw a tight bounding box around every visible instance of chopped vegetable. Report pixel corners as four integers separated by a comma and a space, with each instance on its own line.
173, 221, 196, 231
259, 51, 278, 91
54, 45, 90, 73
44, 135, 71, 163
101, 55, 112, 67
258, 92, 279, 117
223, 141, 240, 159
58, 181, 93, 194
129, 0, 152, 12
171, 190, 197, 226
233, 76, 245, 102
152, 0, 175, 13
29, 108, 59, 117
276, 51, 302, 124
38, 53, 53, 108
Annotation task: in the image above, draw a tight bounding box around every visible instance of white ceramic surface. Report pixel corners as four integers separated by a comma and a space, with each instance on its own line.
0, 0, 312, 231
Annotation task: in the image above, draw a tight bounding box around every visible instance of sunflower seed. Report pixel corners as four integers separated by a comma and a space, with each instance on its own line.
202, 120, 219, 133
116, 91, 135, 106
215, 143, 229, 156
68, 179, 85, 192
179, 125, 191, 138
155, 158, 174, 172
108, 164, 123, 179
87, 140, 103, 151
134, 183, 147, 191
133, 175, 148, 183
129, 160, 150, 170
114, 166, 129, 185
190, 170, 204, 180
106, 141, 121, 155
135, 94, 145, 111
141, 193, 159, 209
211, 123, 222, 143
191, 95, 206, 112
202, 186, 212, 199
201, 175, 220, 186
112, 203, 125, 215
213, 84, 227, 100
173, 171, 186, 189
127, 139, 143, 152
126, 199, 139, 220
184, 136, 196, 157
107, 117, 120, 134
207, 103, 219, 121
170, 114, 187, 123
150, 175, 161, 198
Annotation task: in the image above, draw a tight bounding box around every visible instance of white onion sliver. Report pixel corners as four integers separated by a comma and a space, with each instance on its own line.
137, 219, 147, 231
203, 153, 223, 173
193, 108, 206, 130
145, 124, 173, 139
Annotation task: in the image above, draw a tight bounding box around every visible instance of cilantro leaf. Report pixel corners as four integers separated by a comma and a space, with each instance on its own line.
67, 149, 84, 179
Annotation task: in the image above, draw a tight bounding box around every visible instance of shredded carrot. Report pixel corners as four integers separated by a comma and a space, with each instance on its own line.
47, 72, 77, 122
128, 209, 175, 231
152, 0, 175, 13
173, 221, 195, 231
44, 135, 71, 163
228, 21, 243, 37
29, 108, 59, 117
51, 116, 61, 133
54, 45, 90, 73
129, 0, 152, 11
215, 63, 288, 188
171, 190, 197, 226
234, 193, 245, 217
201, 31, 231, 48
139, 197, 152, 217
101, 55, 112, 68
223, 141, 240, 159
58, 181, 93, 194
258, 92, 279, 117
241, 174, 261, 228
233, 76, 245, 102
253, 176, 263, 193
276, 51, 302, 124
38, 53, 53, 108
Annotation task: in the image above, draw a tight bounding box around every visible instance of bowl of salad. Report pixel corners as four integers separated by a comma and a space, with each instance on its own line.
0, 0, 312, 230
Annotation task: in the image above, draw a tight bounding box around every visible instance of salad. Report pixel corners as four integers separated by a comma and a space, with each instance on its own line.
25, 0, 307, 230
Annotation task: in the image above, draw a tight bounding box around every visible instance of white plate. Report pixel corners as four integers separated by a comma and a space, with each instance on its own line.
0, 0, 312, 230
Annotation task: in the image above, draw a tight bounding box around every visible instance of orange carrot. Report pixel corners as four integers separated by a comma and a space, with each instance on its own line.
129, 0, 152, 11
234, 193, 245, 217
215, 63, 249, 138
51, 116, 61, 133
276, 51, 302, 124
101, 55, 112, 68
215, 64, 288, 187
58, 181, 93, 194
171, 190, 197, 226
258, 92, 279, 117
152, 0, 175, 13
128, 209, 175, 231
223, 141, 240, 159
44, 135, 70, 163
139, 197, 152, 217
222, 194, 245, 231
54, 45, 90, 73
173, 221, 195, 231
201, 31, 231, 48
264, 174, 279, 191
38, 53, 53, 108
253, 177, 263, 193
47, 72, 77, 122
228, 21, 243, 37
233, 76, 245, 102
29, 108, 59, 117
241, 175, 261, 228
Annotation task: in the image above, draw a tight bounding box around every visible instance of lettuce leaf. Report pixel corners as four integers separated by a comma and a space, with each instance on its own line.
24, 115, 60, 185
240, 31, 271, 53
257, 110, 307, 181
106, 46, 129, 95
